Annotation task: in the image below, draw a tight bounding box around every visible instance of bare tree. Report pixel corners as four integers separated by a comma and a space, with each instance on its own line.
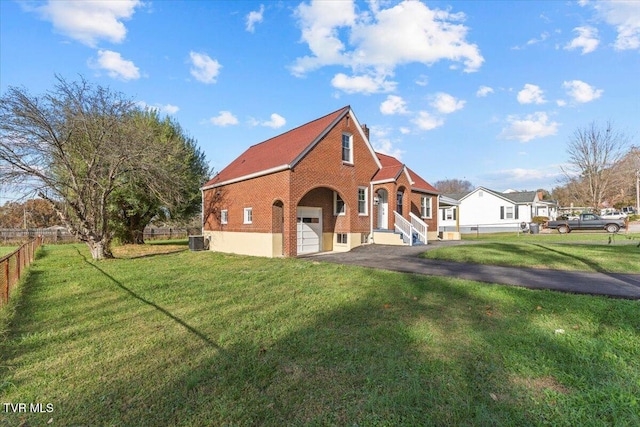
433, 178, 473, 194
608, 146, 640, 207
561, 121, 630, 209
0, 76, 184, 259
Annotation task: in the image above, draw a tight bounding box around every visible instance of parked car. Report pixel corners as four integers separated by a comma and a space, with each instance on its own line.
600, 208, 627, 220
621, 206, 637, 215
546, 213, 626, 234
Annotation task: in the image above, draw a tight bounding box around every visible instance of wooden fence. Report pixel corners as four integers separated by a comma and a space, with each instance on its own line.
1, 237, 42, 308
0, 228, 194, 245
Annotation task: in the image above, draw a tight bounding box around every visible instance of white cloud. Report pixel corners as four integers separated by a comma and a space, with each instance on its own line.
556, 99, 567, 107
209, 111, 238, 127
246, 4, 265, 33
512, 31, 551, 50
565, 26, 599, 54
373, 139, 404, 160
413, 111, 444, 131
476, 86, 494, 97
137, 101, 179, 115
399, 127, 411, 135
527, 31, 550, 46
160, 104, 179, 115
331, 73, 396, 94
481, 167, 564, 189
292, 0, 483, 89
189, 52, 221, 84
562, 80, 603, 103
291, 0, 357, 76
592, 1, 640, 51
89, 50, 140, 81
261, 113, 286, 129
500, 112, 559, 142
430, 93, 465, 114
415, 75, 429, 86
380, 95, 408, 115
517, 84, 546, 105
31, 0, 141, 47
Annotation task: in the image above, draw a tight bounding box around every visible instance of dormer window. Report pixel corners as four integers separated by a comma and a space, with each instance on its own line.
342, 133, 353, 164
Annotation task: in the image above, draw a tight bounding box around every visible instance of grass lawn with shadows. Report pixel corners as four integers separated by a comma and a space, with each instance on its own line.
1, 244, 638, 425
423, 235, 640, 273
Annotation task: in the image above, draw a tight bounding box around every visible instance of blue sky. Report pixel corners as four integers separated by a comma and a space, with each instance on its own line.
1, 0, 639, 203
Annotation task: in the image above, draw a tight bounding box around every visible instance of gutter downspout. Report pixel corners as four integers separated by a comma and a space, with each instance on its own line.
370, 182, 374, 243
200, 189, 204, 235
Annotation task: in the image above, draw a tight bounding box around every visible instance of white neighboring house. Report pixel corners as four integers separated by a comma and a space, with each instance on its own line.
439, 187, 558, 233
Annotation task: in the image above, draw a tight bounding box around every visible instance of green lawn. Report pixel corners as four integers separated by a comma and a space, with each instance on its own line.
1, 244, 639, 426
0, 246, 18, 257
424, 233, 640, 273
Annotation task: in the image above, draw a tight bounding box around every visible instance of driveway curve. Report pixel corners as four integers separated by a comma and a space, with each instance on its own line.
305, 241, 640, 300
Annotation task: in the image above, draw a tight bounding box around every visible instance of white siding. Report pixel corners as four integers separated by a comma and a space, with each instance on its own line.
458, 189, 532, 227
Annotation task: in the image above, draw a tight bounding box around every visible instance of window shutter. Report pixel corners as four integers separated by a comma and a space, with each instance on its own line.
515, 205, 519, 219
500, 206, 504, 219
442, 209, 446, 220
453, 208, 457, 221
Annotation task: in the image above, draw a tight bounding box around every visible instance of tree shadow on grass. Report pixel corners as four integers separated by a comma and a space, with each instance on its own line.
113, 248, 188, 260
33, 268, 640, 424
75, 248, 223, 351
6, 254, 639, 426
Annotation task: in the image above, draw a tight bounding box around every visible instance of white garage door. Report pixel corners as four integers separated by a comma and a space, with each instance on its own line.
297, 207, 322, 254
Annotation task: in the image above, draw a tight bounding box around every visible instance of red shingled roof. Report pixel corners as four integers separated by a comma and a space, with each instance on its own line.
407, 167, 438, 194
372, 152, 403, 182
373, 152, 438, 193
202, 107, 438, 195
203, 106, 350, 188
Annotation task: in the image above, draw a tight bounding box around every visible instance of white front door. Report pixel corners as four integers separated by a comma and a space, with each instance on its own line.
377, 189, 388, 229
297, 207, 322, 254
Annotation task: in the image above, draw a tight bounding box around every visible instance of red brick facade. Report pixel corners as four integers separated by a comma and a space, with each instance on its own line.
202, 107, 439, 257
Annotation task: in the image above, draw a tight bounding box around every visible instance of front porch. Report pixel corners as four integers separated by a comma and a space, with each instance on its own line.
372, 211, 429, 246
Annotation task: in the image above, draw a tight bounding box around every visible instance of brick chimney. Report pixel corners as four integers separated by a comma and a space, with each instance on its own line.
362, 124, 370, 141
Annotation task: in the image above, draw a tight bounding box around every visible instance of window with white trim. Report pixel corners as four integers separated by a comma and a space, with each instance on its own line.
342, 133, 353, 163
397, 191, 404, 215
220, 209, 228, 224
334, 192, 345, 216
358, 187, 367, 215
421, 196, 432, 218
243, 207, 253, 224
506, 206, 514, 219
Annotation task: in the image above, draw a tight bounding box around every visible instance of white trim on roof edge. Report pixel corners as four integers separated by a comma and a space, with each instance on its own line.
350, 109, 383, 170
289, 108, 350, 168
201, 164, 290, 190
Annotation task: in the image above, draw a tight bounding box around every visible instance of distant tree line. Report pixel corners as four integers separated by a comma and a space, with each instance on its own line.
0, 199, 60, 228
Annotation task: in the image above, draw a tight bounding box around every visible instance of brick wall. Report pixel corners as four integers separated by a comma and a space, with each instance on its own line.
409, 191, 438, 232
203, 110, 439, 256
203, 169, 290, 233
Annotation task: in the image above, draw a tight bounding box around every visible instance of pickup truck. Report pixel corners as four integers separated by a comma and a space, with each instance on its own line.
545, 213, 626, 234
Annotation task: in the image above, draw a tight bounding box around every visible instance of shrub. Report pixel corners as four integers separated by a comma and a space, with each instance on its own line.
531, 216, 549, 224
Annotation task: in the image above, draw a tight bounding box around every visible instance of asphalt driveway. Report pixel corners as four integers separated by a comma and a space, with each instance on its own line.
306, 240, 640, 300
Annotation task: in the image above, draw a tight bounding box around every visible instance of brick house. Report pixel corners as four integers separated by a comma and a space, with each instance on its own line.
201, 106, 439, 257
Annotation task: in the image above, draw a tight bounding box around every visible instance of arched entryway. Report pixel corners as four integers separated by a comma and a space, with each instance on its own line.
296, 186, 346, 255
